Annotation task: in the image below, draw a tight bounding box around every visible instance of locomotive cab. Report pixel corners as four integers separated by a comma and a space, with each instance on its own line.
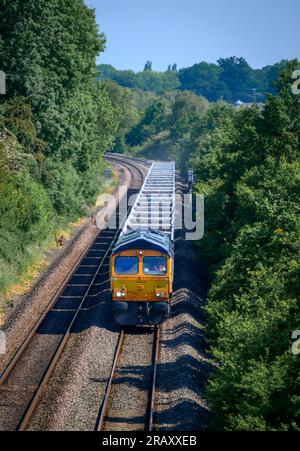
110, 230, 174, 326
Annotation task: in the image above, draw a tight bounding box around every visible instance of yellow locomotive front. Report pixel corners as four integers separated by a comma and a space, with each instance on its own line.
110, 230, 174, 326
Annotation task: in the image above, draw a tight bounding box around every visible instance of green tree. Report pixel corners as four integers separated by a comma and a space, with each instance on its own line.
0, 0, 117, 216
218, 57, 255, 102
179, 62, 230, 101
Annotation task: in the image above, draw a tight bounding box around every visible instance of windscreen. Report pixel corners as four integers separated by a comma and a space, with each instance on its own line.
115, 256, 139, 275
143, 256, 167, 275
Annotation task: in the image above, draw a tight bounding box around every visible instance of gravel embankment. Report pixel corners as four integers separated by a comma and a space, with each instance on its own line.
0, 164, 130, 376
27, 297, 121, 431
103, 331, 154, 432
154, 229, 214, 431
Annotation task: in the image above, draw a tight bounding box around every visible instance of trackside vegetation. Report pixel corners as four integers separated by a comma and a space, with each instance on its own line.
194, 62, 300, 431
0, 0, 119, 295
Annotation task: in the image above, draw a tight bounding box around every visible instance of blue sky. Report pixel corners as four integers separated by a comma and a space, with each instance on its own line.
86, 0, 300, 71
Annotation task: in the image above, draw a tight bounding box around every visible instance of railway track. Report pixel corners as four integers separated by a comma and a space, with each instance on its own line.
0, 155, 147, 431
106, 153, 149, 190
96, 327, 160, 432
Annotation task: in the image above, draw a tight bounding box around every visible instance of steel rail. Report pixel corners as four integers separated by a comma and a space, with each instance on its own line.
106, 154, 146, 188
96, 326, 160, 432
0, 229, 107, 387
95, 330, 125, 432
146, 326, 160, 432
17, 223, 123, 431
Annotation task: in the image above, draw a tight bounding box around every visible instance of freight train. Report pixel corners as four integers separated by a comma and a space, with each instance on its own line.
110, 162, 175, 326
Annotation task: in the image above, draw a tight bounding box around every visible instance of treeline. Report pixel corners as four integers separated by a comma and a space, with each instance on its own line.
126, 90, 210, 166
0, 0, 121, 294
98, 57, 288, 102
121, 61, 300, 430
102, 83, 212, 163
193, 62, 300, 431
98, 64, 180, 95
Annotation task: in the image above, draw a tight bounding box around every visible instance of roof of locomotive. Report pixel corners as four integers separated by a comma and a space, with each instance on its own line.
112, 229, 174, 257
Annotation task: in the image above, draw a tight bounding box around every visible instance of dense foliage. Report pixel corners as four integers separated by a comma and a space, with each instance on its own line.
122, 61, 300, 430
0, 0, 120, 294
192, 62, 300, 431
125, 90, 210, 171
98, 58, 287, 103
101, 80, 157, 153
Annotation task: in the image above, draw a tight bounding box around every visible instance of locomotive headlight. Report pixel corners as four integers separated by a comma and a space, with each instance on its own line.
115, 290, 126, 298
156, 291, 166, 298
116, 291, 122, 298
